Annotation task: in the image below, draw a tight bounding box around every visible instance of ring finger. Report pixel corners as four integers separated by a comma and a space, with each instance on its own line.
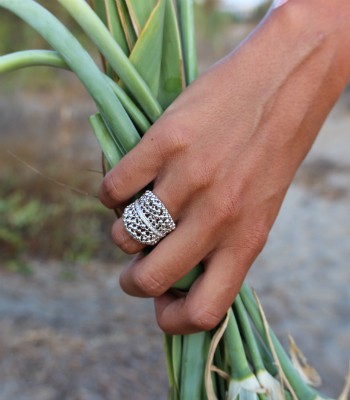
111, 175, 192, 254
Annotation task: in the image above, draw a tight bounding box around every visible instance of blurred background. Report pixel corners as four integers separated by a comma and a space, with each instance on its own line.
0, 1, 349, 399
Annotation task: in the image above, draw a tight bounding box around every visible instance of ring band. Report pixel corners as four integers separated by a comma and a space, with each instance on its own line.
123, 190, 176, 245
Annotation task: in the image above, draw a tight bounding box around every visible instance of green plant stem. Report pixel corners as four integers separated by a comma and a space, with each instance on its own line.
0, 50, 66, 72
104, 0, 129, 55
88, 0, 108, 26
180, 332, 208, 400
213, 345, 228, 399
57, 0, 163, 122
240, 283, 318, 400
177, 0, 197, 84
255, 333, 279, 377
109, 78, 151, 134
234, 295, 265, 374
0, 50, 151, 135
224, 308, 253, 380
0, 0, 140, 154
172, 334, 183, 398
164, 334, 177, 399
89, 113, 124, 168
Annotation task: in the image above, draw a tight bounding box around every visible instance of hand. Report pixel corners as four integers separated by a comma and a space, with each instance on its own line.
99, 1, 350, 334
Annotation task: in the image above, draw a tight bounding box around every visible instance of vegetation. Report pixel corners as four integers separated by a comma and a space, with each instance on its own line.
0, 164, 122, 270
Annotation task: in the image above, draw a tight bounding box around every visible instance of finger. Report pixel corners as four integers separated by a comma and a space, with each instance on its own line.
110, 174, 192, 254
154, 247, 254, 335
111, 217, 146, 255
99, 122, 187, 209
119, 214, 214, 298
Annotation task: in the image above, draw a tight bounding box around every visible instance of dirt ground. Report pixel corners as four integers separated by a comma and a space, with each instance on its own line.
0, 261, 167, 400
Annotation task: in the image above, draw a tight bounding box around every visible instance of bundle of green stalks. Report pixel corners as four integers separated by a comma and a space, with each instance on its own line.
0, 1, 349, 399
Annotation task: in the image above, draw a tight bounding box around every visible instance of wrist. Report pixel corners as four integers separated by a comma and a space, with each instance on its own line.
270, 0, 350, 81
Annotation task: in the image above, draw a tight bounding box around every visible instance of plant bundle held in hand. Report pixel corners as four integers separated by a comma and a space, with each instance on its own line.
0, 1, 349, 399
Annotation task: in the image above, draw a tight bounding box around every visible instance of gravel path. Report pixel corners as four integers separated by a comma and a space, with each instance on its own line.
0, 262, 167, 400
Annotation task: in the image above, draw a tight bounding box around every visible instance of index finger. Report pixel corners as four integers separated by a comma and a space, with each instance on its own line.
99, 119, 188, 209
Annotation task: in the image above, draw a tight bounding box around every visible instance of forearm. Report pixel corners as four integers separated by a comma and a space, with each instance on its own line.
224, 0, 350, 99
272, 0, 350, 81
208, 0, 350, 179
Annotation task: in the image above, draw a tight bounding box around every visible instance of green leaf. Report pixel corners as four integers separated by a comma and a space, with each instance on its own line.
177, 0, 198, 85
58, 0, 162, 122
128, 0, 166, 97
116, 0, 137, 51
104, 0, 129, 55
158, 0, 186, 109
125, 0, 157, 36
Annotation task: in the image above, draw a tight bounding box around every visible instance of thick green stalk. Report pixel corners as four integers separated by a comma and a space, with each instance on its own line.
177, 0, 197, 84
57, 0, 163, 122
110, 79, 151, 134
164, 334, 177, 400
88, 0, 108, 26
255, 333, 279, 377
0, 50, 66, 73
214, 341, 229, 398
234, 295, 265, 374
180, 332, 208, 399
240, 283, 318, 400
89, 113, 124, 168
0, 0, 140, 153
224, 308, 253, 380
172, 334, 183, 397
0, 50, 150, 135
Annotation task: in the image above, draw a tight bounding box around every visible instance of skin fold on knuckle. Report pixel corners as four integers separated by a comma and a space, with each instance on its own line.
100, 172, 124, 206
187, 160, 214, 193
209, 192, 242, 230
131, 268, 166, 298
155, 119, 192, 160
249, 221, 270, 252
235, 221, 270, 254
187, 304, 224, 332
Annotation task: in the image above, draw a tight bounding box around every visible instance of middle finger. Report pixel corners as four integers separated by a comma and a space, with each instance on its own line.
119, 211, 215, 298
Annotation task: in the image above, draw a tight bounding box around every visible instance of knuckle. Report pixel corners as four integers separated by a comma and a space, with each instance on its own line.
249, 222, 269, 251
211, 193, 242, 226
133, 269, 165, 297
156, 122, 191, 158
100, 173, 124, 205
188, 306, 223, 332
236, 221, 269, 253
188, 162, 214, 192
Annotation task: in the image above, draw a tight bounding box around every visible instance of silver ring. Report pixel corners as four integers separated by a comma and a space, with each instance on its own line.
123, 190, 176, 246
